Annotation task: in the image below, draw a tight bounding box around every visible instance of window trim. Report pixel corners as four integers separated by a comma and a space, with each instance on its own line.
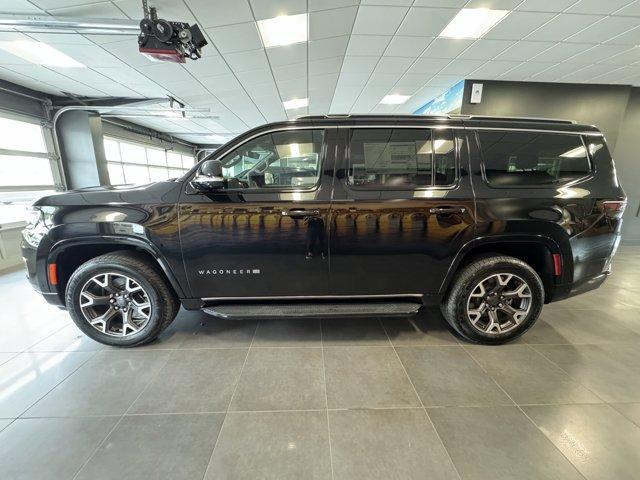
186, 127, 329, 194
344, 127, 460, 192
476, 130, 595, 190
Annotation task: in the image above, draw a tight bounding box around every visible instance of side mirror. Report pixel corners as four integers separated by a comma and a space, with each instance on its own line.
191, 159, 225, 191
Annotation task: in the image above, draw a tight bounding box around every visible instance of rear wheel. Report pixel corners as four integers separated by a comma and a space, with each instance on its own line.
65, 251, 179, 347
441, 255, 544, 344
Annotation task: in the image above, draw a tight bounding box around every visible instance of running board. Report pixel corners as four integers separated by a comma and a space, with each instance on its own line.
202, 301, 422, 319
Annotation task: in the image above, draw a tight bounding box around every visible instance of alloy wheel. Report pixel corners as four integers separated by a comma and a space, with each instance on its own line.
79, 272, 152, 337
466, 273, 532, 335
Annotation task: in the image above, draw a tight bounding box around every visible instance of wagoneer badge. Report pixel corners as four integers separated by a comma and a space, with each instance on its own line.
198, 268, 261, 275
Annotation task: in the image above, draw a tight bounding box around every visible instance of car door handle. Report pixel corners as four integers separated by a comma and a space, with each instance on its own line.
282, 209, 320, 218
429, 206, 466, 215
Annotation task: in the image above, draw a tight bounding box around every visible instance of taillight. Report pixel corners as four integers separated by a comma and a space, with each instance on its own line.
601, 200, 627, 220
48, 263, 58, 285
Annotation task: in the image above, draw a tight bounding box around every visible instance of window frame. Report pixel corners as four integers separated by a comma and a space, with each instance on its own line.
344, 126, 460, 192
187, 127, 329, 194
476, 129, 595, 189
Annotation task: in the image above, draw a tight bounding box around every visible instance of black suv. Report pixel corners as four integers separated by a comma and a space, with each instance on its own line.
22, 115, 626, 346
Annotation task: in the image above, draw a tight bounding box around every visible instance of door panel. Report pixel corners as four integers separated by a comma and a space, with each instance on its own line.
328, 127, 476, 296
178, 128, 335, 299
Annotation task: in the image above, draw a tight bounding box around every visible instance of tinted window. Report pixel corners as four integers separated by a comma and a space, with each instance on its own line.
219, 129, 324, 189
478, 131, 591, 187
348, 128, 455, 188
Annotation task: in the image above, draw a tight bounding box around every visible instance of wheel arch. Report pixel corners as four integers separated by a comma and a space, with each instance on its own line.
48, 236, 185, 305
440, 234, 570, 302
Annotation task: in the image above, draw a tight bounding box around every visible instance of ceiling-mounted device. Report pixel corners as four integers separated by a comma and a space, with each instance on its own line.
138, 0, 207, 63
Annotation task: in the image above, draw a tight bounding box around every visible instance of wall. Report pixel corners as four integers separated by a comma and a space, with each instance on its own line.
461, 80, 639, 243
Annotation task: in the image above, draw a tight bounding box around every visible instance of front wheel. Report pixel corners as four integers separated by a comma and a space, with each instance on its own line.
441, 255, 544, 344
65, 251, 179, 347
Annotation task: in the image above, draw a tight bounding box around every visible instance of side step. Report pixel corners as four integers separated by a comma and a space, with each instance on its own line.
202, 301, 422, 319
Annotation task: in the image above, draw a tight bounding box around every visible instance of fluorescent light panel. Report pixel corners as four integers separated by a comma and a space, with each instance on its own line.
257, 14, 307, 48
439, 8, 509, 39
380, 94, 410, 105
283, 98, 308, 110
0, 40, 84, 67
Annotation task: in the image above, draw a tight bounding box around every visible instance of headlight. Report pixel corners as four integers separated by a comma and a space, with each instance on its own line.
25, 206, 43, 229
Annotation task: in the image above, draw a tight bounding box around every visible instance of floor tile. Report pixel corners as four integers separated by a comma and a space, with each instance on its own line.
466, 345, 602, 405
129, 349, 247, 414
123, 310, 204, 350
381, 310, 460, 346
324, 346, 419, 408
611, 403, 640, 427
0, 351, 94, 418
397, 346, 511, 407
525, 309, 640, 345
329, 408, 459, 480
525, 404, 640, 480
0, 417, 118, 480
205, 411, 331, 480
533, 344, 640, 402
252, 318, 321, 347
428, 406, 583, 480
28, 324, 105, 352
230, 348, 325, 411
24, 350, 171, 417
76, 414, 224, 480
321, 318, 390, 346
180, 318, 258, 349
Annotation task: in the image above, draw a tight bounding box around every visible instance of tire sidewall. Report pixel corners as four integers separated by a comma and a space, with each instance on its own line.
452, 260, 544, 344
66, 261, 165, 347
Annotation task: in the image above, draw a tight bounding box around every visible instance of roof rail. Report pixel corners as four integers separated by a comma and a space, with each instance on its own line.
452, 114, 575, 124
295, 114, 576, 124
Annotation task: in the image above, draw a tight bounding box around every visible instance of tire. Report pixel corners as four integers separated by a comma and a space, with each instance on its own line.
441, 255, 544, 344
65, 251, 179, 347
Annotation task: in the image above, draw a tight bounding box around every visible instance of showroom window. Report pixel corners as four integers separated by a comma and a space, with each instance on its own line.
478, 131, 591, 187
218, 129, 324, 189
347, 128, 456, 188
0, 115, 57, 225
104, 136, 195, 185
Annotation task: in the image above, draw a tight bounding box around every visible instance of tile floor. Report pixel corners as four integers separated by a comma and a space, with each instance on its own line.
1, 247, 640, 479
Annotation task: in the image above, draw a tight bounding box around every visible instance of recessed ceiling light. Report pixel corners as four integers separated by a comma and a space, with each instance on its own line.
283, 98, 308, 110
0, 40, 85, 68
257, 14, 308, 48
439, 8, 509, 39
380, 94, 410, 105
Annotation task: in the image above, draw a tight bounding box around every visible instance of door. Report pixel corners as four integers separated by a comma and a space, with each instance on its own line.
178, 127, 335, 299
328, 125, 476, 296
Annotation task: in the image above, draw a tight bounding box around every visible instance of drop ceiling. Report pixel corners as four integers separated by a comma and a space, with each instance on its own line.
2, 0, 640, 144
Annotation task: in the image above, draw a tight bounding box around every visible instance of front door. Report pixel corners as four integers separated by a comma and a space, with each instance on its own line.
328, 125, 476, 296
179, 127, 334, 299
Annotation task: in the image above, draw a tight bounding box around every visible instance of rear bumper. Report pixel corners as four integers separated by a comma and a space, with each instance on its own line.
549, 271, 609, 303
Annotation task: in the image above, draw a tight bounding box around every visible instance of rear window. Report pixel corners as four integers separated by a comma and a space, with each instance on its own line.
347, 128, 456, 189
478, 131, 591, 187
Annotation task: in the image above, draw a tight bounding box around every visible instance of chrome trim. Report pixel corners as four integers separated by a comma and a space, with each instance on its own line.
471, 126, 602, 136
202, 294, 424, 302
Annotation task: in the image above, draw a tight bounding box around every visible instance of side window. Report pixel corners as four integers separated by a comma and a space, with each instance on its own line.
218, 129, 324, 189
347, 128, 456, 189
478, 131, 591, 187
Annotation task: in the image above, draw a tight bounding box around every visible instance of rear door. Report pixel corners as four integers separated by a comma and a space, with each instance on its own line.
328, 124, 476, 296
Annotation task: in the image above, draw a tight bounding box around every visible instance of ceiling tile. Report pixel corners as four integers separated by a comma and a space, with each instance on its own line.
309, 6, 358, 40
308, 35, 349, 60
353, 6, 408, 35
397, 7, 457, 36
413, 0, 466, 6
530, 62, 582, 81
385, 36, 434, 57
374, 56, 414, 74
116, 0, 197, 23
420, 38, 474, 59
516, 0, 578, 11
308, 0, 359, 12
276, 77, 307, 98
467, 60, 521, 78
566, 16, 639, 44
225, 49, 270, 73
427, 74, 462, 87
567, 0, 632, 15
367, 72, 403, 87
439, 59, 484, 75
0, 0, 44, 13
613, 2, 640, 17
183, 55, 232, 77
54, 44, 126, 68
457, 39, 514, 60
186, 0, 253, 28
206, 22, 262, 54
494, 40, 554, 61
564, 44, 635, 65
465, 0, 522, 7
525, 14, 604, 42
340, 55, 379, 74
249, 0, 306, 20
346, 35, 392, 56
484, 11, 556, 40
600, 46, 640, 65
604, 26, 640, 45
559, 63, 614, 82
530, 42, 590, 62
499, 61, 554, 80
200, 73, 242, 94
406, 56, 450, 74
360, 0, 412, 5
272, 62, 307, 82
266, 43, 307, 66
309, 56, 344, 75
137, 62, 195, 83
